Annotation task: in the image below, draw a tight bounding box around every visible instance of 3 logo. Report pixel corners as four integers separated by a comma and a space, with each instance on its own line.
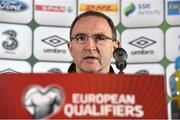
2, 30, 18, 51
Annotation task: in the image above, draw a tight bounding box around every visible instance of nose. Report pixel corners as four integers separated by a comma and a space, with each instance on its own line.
84, 37, 96, 51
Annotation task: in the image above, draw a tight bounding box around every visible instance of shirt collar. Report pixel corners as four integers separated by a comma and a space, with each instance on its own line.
68, 63, 115, 73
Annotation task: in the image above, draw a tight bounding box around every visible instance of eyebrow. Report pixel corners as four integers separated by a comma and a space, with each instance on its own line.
72, 33, 87, 37
93, 33, 111, 37
72, 32, 111, 37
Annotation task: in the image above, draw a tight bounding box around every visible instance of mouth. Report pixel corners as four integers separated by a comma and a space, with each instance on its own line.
84, 56, 98, 59
83, 56, 98, 62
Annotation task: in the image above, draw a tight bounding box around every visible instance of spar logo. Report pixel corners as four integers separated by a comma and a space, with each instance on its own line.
42, 35, 68, 54
123, 3, 136, 17
129, 36, 156, 56
35, 5, 73, 13
168, 1, 180, 15
80, 4, 118, 12
0, 0, 28, 12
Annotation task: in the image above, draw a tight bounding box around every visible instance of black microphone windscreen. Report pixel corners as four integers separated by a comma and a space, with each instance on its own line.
113, 48, 127, 61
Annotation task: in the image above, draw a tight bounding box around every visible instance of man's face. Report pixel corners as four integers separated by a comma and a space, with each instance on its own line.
68, 16, 119, 73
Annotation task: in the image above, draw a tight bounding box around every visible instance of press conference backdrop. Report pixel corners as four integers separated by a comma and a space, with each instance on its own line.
0, 0, 180, 118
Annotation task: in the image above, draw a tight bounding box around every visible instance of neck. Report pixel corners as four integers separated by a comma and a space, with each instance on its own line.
76, 67, 110, 73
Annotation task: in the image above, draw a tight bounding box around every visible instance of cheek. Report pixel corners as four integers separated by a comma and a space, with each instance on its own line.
71, 45, 82, 60
100, 45, 114, 59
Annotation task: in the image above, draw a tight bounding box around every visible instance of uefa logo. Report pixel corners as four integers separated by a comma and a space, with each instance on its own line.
23, 84, 65, 119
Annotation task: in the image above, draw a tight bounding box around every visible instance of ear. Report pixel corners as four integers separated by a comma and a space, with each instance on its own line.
113, 40, 120, 50
67, 41, 72, 52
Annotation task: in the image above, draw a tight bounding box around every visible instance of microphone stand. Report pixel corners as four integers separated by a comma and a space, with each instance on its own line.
115, 60, 127, 74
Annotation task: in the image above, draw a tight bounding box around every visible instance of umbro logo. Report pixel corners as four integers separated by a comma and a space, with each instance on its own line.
42, 35, 68, 47
0, 68, 19, 74
42, 35, 67, 54
129, 36, 156, 56
48, 68, 62, 73
135, 69, 149, 74
129, 36, 156, 49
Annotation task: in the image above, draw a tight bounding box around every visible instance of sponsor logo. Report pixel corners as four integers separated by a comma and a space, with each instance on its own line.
80, 4, 118, 12
129, 36, 156, 55
168, 1, 180, 15
135, 69, 149, 74
48, 68, 62, 73
23, 85, 64, 119
179, 35, 180, 50
123, 3, 136, 17
42, 35, 68, 54
42, 35, 67, 47
2, 30, 18, 54
35, 5, 73, 13
124, 2, 161, 16
129, 36, 156, 49
137, 3, 161, 16
0, 0, 28, 12
0, 68, 19, 74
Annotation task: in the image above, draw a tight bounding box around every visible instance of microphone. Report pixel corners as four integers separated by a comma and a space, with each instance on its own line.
113, 48, 128, 73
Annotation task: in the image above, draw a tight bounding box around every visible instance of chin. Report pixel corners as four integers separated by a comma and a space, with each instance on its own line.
80, 67, 99, 73
80, 64, 101, 73
83, 69, 98, 73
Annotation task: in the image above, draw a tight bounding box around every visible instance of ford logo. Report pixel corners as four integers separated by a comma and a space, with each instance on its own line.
0, 0, 29, 12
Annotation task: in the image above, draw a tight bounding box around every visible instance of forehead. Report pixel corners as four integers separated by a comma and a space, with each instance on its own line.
72, 15, 112, 35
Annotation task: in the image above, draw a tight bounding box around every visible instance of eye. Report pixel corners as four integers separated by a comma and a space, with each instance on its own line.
94, 35, 107, 41
75, 35, 86, 41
